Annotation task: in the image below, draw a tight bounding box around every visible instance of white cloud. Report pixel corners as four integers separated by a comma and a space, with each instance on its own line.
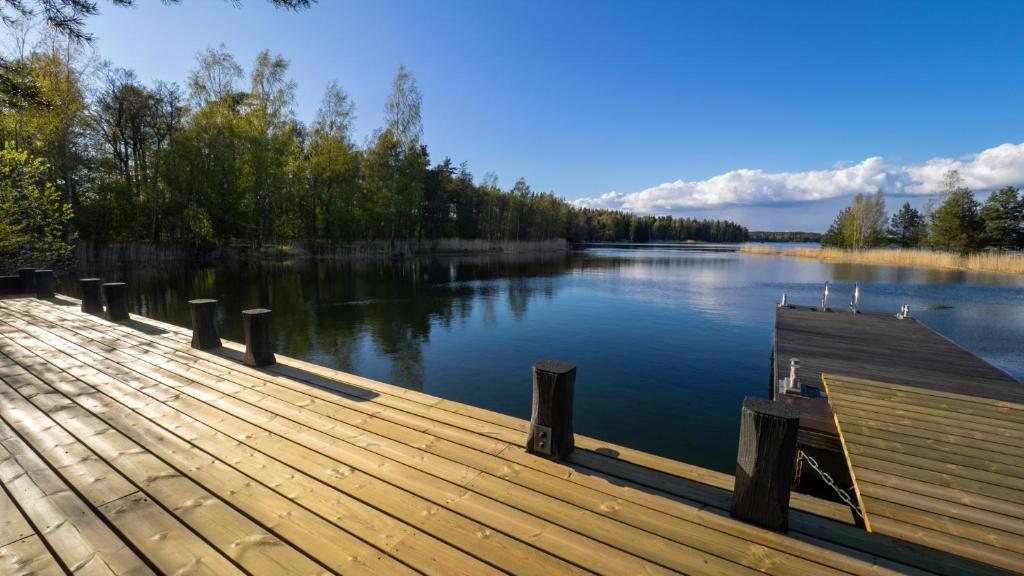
574, 141, 1024, 213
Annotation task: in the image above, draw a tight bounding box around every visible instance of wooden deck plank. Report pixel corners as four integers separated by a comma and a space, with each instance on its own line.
828, 390, 1024, 436
0, 323, 568, 576
825, 374, 1024, 574
839, 425, 1024, 469
3, 299, 935, 576
0, 372, 256, 576
837, 402, 1024, 443
847, 444, 1024, 491
0, 314, 605, 576
861, 496, 1024, 553
0, 479, 35, 549
858, 480, 1024, 536
775, 307, 1023, 403
0, 367, 362, 576
824, 384, 1024, 427
2, 295, 1011, 575
0, 535, 67, 576
0, 335, 492, 576
4, 294, 991, 576
855, 468, 1024, 520
0, 421, 153, 576
3, 329, 692, 576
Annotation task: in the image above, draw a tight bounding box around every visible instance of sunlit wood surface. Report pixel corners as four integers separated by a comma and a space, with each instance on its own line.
0, 295, 1005, 575
825, 374, 1024, 574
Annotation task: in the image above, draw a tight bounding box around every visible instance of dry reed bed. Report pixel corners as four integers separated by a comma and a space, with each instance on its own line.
740, 244, 1024, 275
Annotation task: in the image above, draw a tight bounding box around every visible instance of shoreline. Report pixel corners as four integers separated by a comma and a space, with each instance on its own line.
71, 238, 571, 269
740, 244, 1024, 275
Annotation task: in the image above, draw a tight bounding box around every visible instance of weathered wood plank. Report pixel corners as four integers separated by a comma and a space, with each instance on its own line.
0, 374, 339, 576
0, 422, 152, 576
0, 535, 66, 576
0, 321, 592, 576
0, 330, 484, 576
825, 374, 1024, 574
1, 306, 890, 576
6, 295, 992, 576
0, 480, 34, 548
776, 307, 1023, 403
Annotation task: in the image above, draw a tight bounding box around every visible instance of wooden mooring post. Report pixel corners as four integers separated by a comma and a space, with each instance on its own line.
80, 278, 103, 314
731, 396, 800, 532
242, 308, 276, 366
189, 299, 222, 350
34, 270, 55, 298
102, 282, 130, 321
526, 359, 576, 462
0, 275, 19, 294
18, 268, 35, 293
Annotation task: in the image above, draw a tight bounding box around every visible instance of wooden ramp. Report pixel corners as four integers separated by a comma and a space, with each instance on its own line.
824, 374, 1024, 574
0, 296, 1006, 575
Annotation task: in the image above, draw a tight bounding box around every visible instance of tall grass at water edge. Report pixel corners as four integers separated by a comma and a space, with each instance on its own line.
740, 244, 1024, 275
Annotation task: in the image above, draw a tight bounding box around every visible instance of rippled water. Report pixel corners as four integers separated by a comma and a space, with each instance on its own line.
65, 246, 1024, 472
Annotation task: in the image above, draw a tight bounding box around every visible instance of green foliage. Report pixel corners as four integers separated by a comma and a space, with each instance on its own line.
824, 170, 1022, 253
979, 186, 1023, 250
747, 231, 822, 243
887, 201, 926, 247
0, 143, 75, 269
927, 187, 982, 253
1, 43, 749, 253
820, 191, 887, 249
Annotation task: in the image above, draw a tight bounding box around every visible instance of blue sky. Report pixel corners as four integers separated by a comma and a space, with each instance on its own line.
85, 0, 1024, 230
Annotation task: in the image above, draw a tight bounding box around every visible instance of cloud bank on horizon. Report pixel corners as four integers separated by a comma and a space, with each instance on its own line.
574, 141, 1024, 214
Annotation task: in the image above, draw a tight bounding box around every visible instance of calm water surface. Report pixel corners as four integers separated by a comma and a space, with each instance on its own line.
69, 246, 1024, 472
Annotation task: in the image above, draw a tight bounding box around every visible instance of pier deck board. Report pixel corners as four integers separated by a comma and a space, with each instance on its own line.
0, 296, 1008, 575
774, 306, 1023, 403
824, 374, 1024, 574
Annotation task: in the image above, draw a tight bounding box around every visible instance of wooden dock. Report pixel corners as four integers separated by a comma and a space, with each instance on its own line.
825, 374, 1024, 573
0, 295, 1014, 575
772, 303, 1023, 575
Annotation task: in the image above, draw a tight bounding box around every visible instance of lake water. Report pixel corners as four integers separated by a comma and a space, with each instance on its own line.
67, 246, 1024, 473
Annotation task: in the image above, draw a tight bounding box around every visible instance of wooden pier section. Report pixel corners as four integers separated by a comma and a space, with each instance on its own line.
0, 295, 1016, 575
824, 374, 1024, 572
773, 304, 1023, 575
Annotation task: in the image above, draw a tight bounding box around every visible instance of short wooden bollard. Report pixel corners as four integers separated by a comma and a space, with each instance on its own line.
18, 268, 35, 293
189, 299, 222, 350
243, 308, 276, 366
80, 278, 103, 314
0, 275, 20, 294
102, 282, 130, 321
526, 359, 576, 461
731, 396, 800, 532
34, 270, 55, 298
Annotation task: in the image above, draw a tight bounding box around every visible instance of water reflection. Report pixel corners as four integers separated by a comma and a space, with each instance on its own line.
60, 247, 1023, 472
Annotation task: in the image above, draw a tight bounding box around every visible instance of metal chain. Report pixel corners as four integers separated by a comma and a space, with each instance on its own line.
796, 450, 864, 519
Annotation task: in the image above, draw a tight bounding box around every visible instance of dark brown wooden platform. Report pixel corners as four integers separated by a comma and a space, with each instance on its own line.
771, 304, 1024, 575
773, 305, 1023, 403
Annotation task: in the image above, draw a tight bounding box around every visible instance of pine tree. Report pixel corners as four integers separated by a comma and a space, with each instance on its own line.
927, 188, 982, 253
888, 202, 926, 247
979, 186, 1023, 250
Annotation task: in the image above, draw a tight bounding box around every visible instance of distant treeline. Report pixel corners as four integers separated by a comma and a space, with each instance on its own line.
0, 40, 748, 268
822, 171, 1023, 252
570, 212, 748, 243
748, 231, 822, 243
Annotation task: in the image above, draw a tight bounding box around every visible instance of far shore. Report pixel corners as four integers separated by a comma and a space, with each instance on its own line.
741, 244, 1024, 275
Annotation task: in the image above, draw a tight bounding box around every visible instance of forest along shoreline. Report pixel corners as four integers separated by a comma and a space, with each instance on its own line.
73, 238, 574, 268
